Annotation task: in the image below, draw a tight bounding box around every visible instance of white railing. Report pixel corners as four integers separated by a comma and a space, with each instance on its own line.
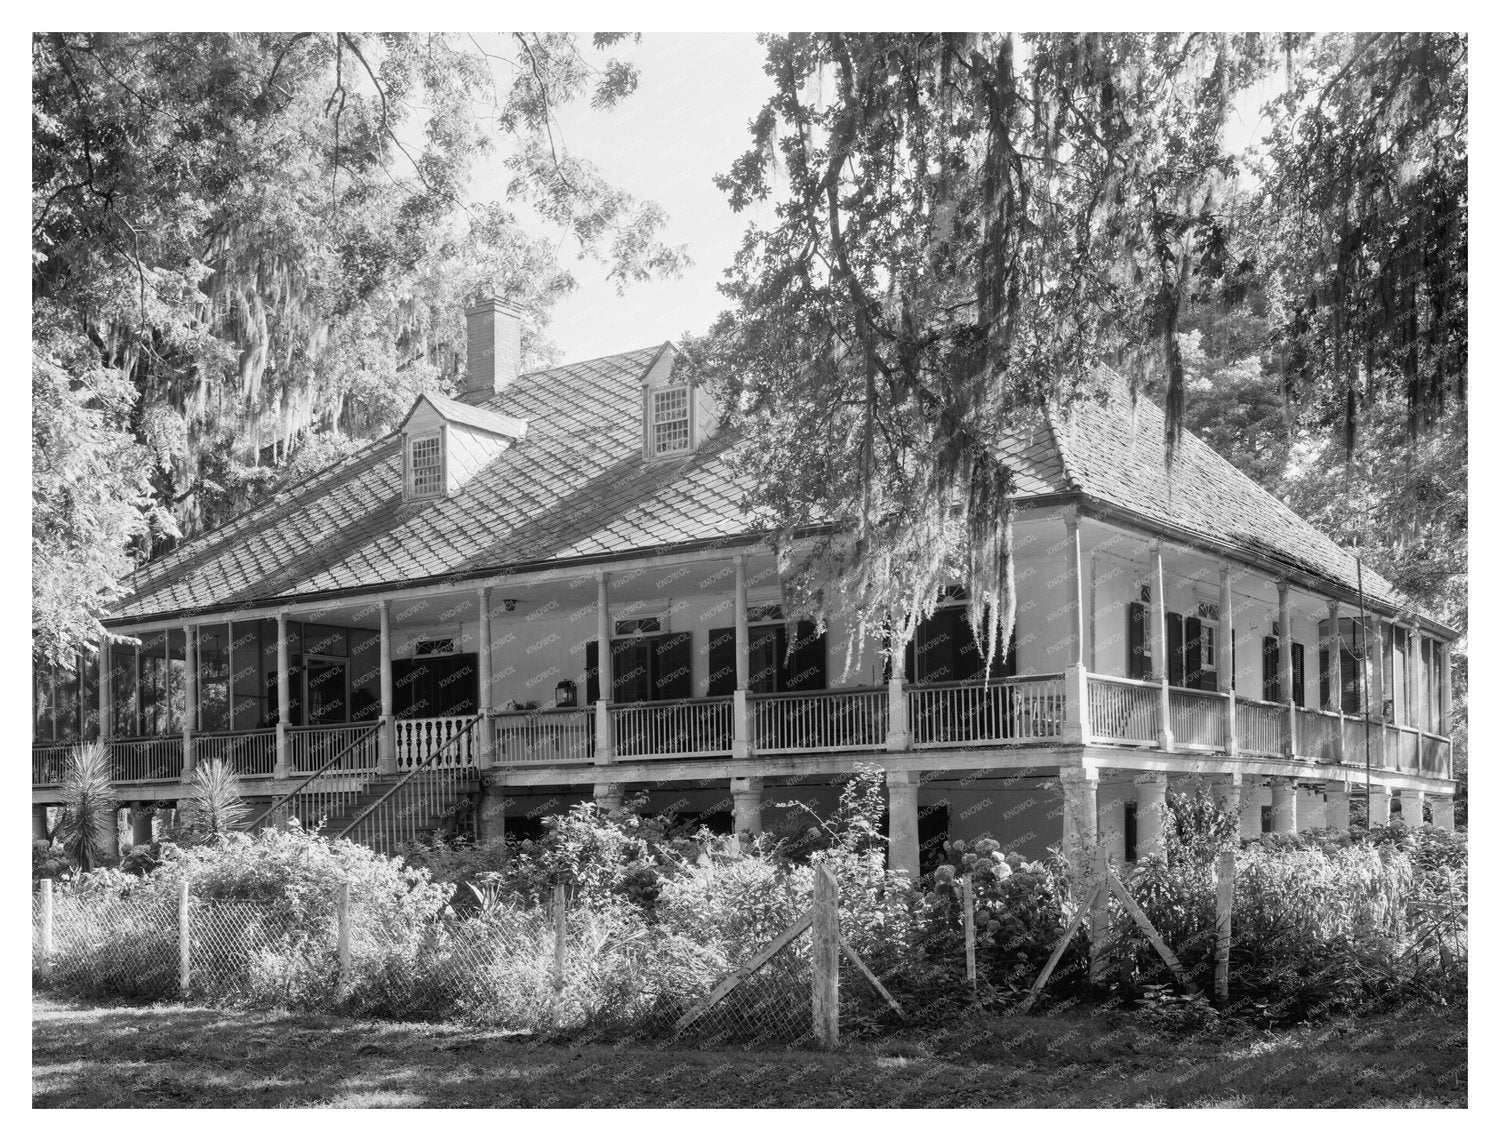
1235, 697, 1285, 757
750, 688, 889, 754
1294, 708, 1340, 762
1419, 732, 1452, 779
395, 717, 476, 770
32, 743, 73, 786
109, 737, 184, 783
339, 767, 479, 856
287, 724, 379, 775
194, 729, 277, 778
1389, 725, 1421, 775
1168, 687, 1226, 750
1087, 675, 1161, 745
612, 697, 734, 761
908, 675, 1065, 747
493, 708, 594, 764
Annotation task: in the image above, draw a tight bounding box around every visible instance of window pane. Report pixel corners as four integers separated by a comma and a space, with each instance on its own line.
411, 436, 443, 496
198, 625, 231, 733
651, 387, 689, 454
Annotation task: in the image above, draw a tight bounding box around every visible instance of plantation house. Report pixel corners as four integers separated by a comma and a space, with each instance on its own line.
33, 300, 1460, 869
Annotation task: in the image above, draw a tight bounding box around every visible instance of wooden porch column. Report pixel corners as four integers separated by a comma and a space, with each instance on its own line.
1326, 600, 1343, 762
1325, 781, 1351, 831
181, 624, 197, 780
731, 774, 763, 835
732, 554, 751, 758
1270, 779, 1297, 833
274, 611, 291, 779
1371, 617, 1388, 769
1403, 623, 1418, 729
1219, 562, 1237, 755
595, 572, 614, 763
1062, 507, 1091, 745
1216, 772, 1243, 826
378, 600, 396, 775
886, 630, 910, 751
1135, 774, 1168, 859
477, 587, 495, 769
1430, 796, 1455, 832
98, 638, 112, 743
1277, 582, 1297, 758
1149, 541, 1174, 750
1401, 788, 1426, 828
1368, 783, 1392, 827
885, 770, 921, 880
1439, 641, 1453, 737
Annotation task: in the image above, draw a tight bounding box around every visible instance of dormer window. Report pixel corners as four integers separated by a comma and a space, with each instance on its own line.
408, 434, 444, 498
651, 386, 690, 457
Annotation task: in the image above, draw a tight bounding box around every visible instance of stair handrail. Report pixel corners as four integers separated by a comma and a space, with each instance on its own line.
334, 715, 482, 841
247, 723, 383, 833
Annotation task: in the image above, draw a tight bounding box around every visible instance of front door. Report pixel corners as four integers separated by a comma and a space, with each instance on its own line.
304, 656, 349, 725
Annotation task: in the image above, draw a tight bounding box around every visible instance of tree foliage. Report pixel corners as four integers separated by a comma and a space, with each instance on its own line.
33, 32, 685, 661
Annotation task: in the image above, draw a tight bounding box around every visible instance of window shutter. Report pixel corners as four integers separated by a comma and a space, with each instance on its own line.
1319, 647, 1331, 709
1167, 612, 1184, 687
707, 627, 736, 696
585, 640, 600, 705
1127, 601, 1148, 680
785, 621, 827, 691
652, 632, 693, 701
1262, 636, 1280, 702
1292, 643, 1305, 707
1184, 615, 1203, 689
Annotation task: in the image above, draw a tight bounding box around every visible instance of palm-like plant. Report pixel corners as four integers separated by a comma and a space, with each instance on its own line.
56, 742, 117, 872
185, 756, 247, 841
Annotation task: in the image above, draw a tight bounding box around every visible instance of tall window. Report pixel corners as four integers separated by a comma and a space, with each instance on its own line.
409, 435, 443, 498
651, 386, 690, 456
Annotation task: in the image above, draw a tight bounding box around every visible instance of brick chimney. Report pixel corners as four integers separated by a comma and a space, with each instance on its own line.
462, 298, 523, 402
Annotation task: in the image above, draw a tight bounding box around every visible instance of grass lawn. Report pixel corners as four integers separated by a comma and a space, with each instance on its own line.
32, 994, 1466, 1108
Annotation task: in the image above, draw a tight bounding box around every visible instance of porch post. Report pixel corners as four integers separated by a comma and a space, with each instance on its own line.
1266, 779, 1294, 833
1239, 779, 1263, 838
1149, 541, 1174, 750
886, 632, 910, 751
1325, 781, 1351, 831
98, 638, 112, 743
1058, 767, 1098, 882
1134, 774, 1168, 859
1097, 780, 1127, 866
130, 803, 153, 847
1439, 641, 1453, 737
274, 611, 290, 779
181, 624, 197, 780
1401, 788, 1426, 829
885, 770, 920, 880
33, 804, 49, 841
1062, 507, 1090, 745
378, 600, 396, 775
1216, 772, 1243, 825
1326, 600, 1344, 762
98, 808, 119, 862
1277, 582, 1297, 758
1219, 562, 1237, 756
1368, 783, 1392, 827
732, 554, 751, 758
1430, 796, 1455, 832
731, 774, 763, 836
1402, 623, 1418, 729
593, 782, 623, 812
1371, 617, 1388, 770
595, 572, 614, 764
477, 587, 495, 769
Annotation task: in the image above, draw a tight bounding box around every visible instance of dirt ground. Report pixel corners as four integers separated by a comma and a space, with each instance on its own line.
32, 994, 1466, 1108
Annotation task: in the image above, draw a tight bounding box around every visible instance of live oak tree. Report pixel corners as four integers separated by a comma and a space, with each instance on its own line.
33, 32, 686, 663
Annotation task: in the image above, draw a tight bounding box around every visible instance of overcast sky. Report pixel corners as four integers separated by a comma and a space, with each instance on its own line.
469, 33, 780, 363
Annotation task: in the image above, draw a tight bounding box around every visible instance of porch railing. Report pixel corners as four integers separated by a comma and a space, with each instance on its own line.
395, 716, 476, 770
109, 736, 184, 783
1294, 708, 1341, 763
493, 707, 594, 764
247, 723, 382, 835
909, 675, 1066, 747
750, 687, 888, 754
1419, 732, 1452, 779
194, 728, 277, 778
337, 718, 481, 855
612, 696, 734, 761
1167, 686, 1225, 750
1087, 675, 1161, 746
32, 743, 73, 786
287, 723, 379, 775
1235, 697, 1285, 757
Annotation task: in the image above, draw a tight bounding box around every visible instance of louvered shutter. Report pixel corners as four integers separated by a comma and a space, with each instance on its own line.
707, 627, 736, 696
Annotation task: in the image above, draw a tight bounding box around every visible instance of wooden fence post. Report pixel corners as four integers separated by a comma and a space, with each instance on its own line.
337, 881, 352, 994
1088, 847, 1109, 984
178, 877, 191, 998
552, 883, 567, 992
962, 874, 977, 987
39, 879, 53, 977
1214, 850, 1234, 1008
811, 863, 839, 1048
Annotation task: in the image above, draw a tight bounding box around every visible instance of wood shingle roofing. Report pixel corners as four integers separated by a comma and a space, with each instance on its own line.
109, 345, 1439, 630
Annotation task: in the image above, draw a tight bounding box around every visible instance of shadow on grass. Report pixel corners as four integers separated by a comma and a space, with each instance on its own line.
32, 995, 1466, 1108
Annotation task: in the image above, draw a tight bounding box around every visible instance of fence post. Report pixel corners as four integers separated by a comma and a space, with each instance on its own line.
1088, 846, 1109, 984
178, 877, 191, 998
812, 863, 840, 1048
552, 883, 567, 992
1214, 851, 1234, 1008
39, 879, 54, 978
962, 874, 977, 988
337, 881, 352, 994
